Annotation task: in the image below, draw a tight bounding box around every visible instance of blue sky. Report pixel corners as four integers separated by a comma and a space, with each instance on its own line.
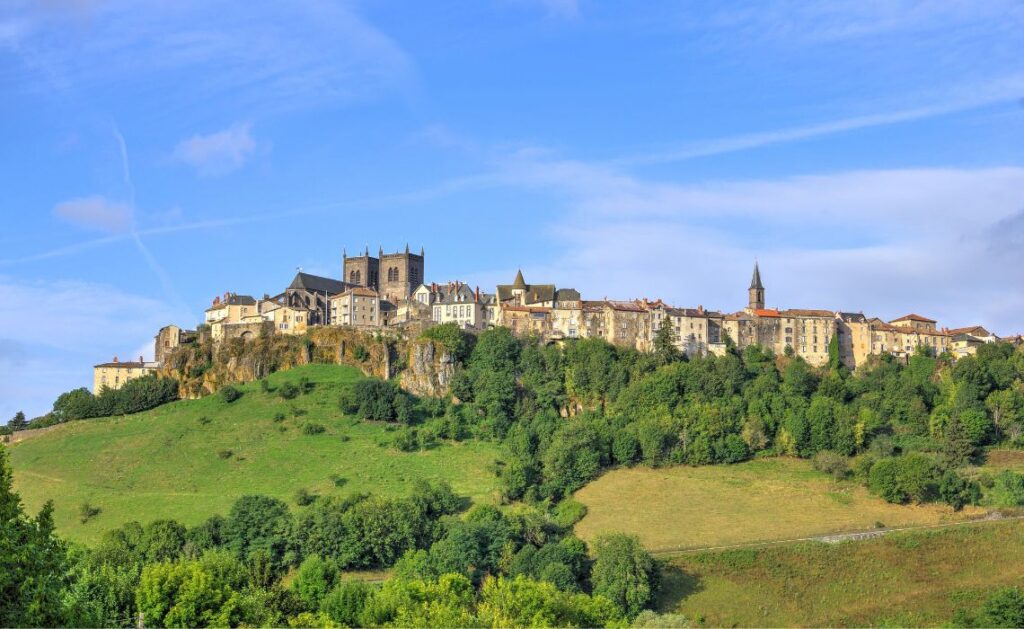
1, 0, 1023, 418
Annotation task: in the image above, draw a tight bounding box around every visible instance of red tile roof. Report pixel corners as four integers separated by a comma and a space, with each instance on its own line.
753, 309, 781, 318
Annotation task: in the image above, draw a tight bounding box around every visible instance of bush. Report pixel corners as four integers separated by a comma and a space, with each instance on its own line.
273, 412, 286, 423
79, 501, 101, 524
294, 488, 317, 506
218, 449, 234, 459
421, 323, 474, 362
353, 345, 369, 362
345, 378, 413, 423
260, 378, 271, 393
812, 450, 851, 480
939, 470, 981, 511
302, 423, 326, 436
198, 416, 211, 425
279, 382, 300, 400
986, 470, 1024, 507
220, 385, 242, 403
393, 428, 419, 452
551, 499, 588, 529
868, 454, 940, 504
591, 533, 658, 618
299, 376, 314, 394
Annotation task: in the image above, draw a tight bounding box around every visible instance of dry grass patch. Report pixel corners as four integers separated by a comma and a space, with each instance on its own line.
983, 448, 1024, 472
660, 519, 1024, 627
574, 458, 982, 551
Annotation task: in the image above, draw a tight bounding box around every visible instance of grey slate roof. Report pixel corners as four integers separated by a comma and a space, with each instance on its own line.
288, 272, 348, 295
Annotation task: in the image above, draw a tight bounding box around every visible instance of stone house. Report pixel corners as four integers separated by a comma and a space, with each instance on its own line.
93, 356, 158, 393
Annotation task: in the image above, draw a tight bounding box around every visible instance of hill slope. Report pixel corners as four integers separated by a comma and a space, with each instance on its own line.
9, 364, 500, 544
659, 518, 1024, 626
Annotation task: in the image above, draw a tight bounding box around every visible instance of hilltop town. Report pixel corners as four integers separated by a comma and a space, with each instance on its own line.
94, 245, 1016, 392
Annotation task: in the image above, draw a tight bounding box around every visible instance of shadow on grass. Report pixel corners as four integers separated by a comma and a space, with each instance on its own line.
655, 563, 704, 612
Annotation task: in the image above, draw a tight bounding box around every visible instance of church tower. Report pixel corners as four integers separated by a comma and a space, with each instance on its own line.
748, 261, 765, 311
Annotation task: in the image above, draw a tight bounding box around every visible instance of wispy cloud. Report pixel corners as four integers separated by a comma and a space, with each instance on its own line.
4, 1, 417, 115
173, 122, 258, 176
615, 74, 1024, 166
52, 195, 133, 233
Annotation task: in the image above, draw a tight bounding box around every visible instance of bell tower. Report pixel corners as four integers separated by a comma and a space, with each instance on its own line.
748, 261, 765, 311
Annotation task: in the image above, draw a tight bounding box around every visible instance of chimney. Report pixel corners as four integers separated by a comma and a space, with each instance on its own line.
113, 356, 119, 363
139, 355, 144, 363
698, 304, 704, 314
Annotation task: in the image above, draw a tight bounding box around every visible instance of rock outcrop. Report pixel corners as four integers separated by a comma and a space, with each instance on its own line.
401, 339, 457, 398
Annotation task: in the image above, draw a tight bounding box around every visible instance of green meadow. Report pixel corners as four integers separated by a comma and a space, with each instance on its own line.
8, 364, 500, 544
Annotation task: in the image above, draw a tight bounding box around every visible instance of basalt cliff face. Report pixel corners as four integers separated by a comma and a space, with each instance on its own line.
159, 328, 403, 398
401, 338, 458, 398
159, 328, 459, 399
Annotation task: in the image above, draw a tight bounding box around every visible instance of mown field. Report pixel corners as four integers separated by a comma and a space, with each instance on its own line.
573, 458, 984, 551
660, 518, 1024, 627
8, 364, 501, 544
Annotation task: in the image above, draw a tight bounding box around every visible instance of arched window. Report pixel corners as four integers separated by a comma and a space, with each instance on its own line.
350, 270, 361, 284
393, 267, 400, 282
387, 268, 394, 282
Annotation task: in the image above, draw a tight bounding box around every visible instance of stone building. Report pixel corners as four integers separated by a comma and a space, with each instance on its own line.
154, 325, 196, 365
283, 272, 349, 326
93, 356, 158, 393
344, 245, 424, 304
430, 282, 496, 330
330, 286, 382, 328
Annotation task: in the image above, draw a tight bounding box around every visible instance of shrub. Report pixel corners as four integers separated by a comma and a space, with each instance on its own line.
329, 474, 347, 488
220, 385, 242, 403
868, 454, 940, 504
273, 412, 286, 423
299, 376, 314, 394
198, 416, 211, 425
551, 499, 588, 529
294, 488, 317, 506
421, 322, 474, 362
259, 378, 271, 393
812, 450, 851, 480
217, 449, 234, 459
79, 501, 101, 524
986, 470, 1024, 507
939, 470, 981, 511
292, 407, 308, 417
393, 428, 419, 452
302, 423, 326, 436
278, 382, 300, 400
353, 345, 369, 362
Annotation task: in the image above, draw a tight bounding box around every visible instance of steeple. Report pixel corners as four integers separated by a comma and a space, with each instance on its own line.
749, 261, 763, 290
405, 243, 410, 254
748, 261, 765, 311
512, 269, 527, 289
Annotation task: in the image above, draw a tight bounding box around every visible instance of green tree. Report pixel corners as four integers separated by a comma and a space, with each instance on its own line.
0, 446, 68, 627
7, 411, 27, 431
653, 322, 680, 365
292, 555, 338, 609
225, 495, 293, 571
590, 533, 658, 618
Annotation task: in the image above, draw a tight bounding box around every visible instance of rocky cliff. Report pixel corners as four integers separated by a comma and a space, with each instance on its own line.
401, 338, 458, 398
160, 327, 406, 399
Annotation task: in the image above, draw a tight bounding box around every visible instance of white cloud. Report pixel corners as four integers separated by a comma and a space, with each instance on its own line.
4, 1, 416, 113
482, 152, 1024, 334
53, 195, 133, 233
173, 123, 258, 176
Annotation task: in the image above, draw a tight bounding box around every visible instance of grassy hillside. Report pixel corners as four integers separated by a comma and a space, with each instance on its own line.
574, 458, 983, 551
660, 519, 1024, 627
9, 364, 500, 544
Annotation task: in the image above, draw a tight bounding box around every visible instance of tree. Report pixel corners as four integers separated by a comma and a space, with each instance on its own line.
0, 446, 68, 627
590, 533, 658, 618
938, 470, 980, 511
976, 587, 1024, 628
7, 411, 27, 432
828, 334, 842, 371
225, 495, 293, 571
292, 555, 338, 609
653, 322, 680, 365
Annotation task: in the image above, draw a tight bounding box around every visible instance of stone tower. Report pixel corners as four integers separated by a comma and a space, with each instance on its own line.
378, 244, 424, 303
748, 261, 765, 311
343, 246, 379, 290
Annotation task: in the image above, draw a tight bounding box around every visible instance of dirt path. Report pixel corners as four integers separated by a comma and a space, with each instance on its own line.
650, 511, 1024, 557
